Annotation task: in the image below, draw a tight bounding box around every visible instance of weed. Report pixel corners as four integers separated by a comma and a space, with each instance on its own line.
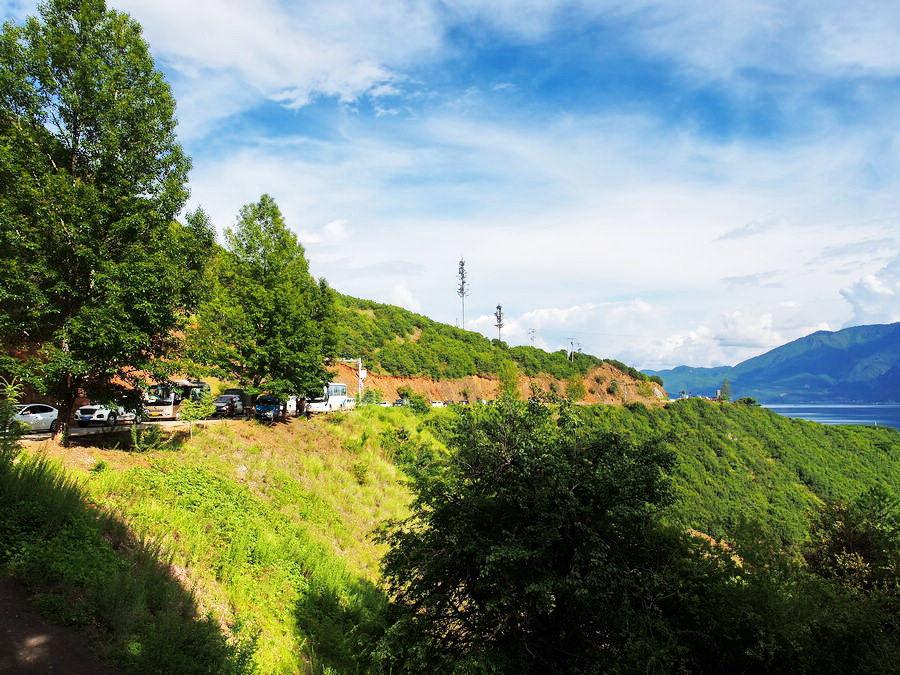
352, 461, 369, 486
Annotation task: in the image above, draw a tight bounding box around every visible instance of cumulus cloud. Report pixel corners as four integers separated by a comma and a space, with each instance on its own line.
303, 219, 350, 246
840, 254, 900, 325
389, 282, 422, 313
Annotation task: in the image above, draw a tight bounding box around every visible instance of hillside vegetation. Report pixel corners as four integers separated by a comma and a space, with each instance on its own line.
336, 294, 659, 385
7, 401, 898, 671
648, 322, 900, 402
586, 399, 900, 544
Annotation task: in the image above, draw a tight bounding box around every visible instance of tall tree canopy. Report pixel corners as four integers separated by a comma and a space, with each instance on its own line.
188, 194, 336, 397
0, 0, 209, 431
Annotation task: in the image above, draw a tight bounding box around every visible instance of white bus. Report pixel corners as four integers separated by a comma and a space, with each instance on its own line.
144, 380, 210, 420
306, 382, 355, 414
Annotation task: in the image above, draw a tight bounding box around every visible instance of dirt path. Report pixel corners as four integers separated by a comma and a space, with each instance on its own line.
0, 578, 110, 673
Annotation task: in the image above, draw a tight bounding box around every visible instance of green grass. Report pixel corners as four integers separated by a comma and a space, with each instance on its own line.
12, 411, 427, 673
0, 453, 251, 673
5, 402, 897, 671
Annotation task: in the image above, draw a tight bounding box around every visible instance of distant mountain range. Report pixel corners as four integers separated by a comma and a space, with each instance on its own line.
645, 322, 900, 403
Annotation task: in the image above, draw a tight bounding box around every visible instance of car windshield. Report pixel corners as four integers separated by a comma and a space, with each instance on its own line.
257, 396, 278, 405
214, 396, 233, 403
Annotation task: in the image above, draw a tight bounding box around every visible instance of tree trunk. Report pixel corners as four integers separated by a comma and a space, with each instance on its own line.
55, 373, 77, 447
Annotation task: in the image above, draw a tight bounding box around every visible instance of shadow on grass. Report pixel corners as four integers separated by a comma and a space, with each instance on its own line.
295, 576, 392, 674
65, 425, 190, 452
0, 452, 255, 673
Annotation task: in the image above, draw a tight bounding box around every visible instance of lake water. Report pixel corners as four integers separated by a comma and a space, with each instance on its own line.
764, 404, 900, 430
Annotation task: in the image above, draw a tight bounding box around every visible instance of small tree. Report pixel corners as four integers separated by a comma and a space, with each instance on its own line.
566, 375, 586, 401
497, 360, 519, 399
178, 390, 216, 438
377, 398, 739, 672
360, 387, 383, 406
397, 386, 430, 415
720, 378, 732, 402
0, 379, 24, 464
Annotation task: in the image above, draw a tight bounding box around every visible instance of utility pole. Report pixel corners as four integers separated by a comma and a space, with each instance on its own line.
528, 328, 536, 346
567, 337, 576, 361
457, 258, 470, 328
494, 304, 504, 341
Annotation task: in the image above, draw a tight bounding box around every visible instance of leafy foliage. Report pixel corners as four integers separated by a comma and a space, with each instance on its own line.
335, 295, 652, 383
583, 399, 900, 545
0, 0, 212, 436
187, 195, 335, 398
377, 399, 900, 672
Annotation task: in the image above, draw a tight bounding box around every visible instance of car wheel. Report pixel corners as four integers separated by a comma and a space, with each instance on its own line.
108, 413, 118, 427
134, 415, 141, 425
49, 419, 58, 433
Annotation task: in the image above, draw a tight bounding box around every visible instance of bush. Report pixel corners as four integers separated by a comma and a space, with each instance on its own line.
396, 386, 430, 415
360, 388, 383, 406
376, 397, 754, 672
566, 375, 586, 401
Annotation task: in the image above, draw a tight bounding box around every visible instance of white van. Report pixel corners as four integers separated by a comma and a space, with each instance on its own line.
306, 382, 355, 414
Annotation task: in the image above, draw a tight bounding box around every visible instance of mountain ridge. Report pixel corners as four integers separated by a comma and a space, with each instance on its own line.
646, 322, 900, 403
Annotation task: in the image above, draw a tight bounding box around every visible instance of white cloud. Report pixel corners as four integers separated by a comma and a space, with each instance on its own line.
303, 219, 350, 246
840, 254, 900, 325
389, 282, 422, 312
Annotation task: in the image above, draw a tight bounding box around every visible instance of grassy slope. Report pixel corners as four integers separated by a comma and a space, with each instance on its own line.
10, 402, 899, 671
20, 409, 442, 673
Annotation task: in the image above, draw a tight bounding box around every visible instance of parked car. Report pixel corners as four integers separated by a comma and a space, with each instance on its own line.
74, 403, 140, 427
377, 401, 391, 407
14, 404, 59, 433
222, 388, 248, 410
213, 394, 243, 417
254, 394, 284, 422
393, 398, 405, 407
430, 400, 445, 408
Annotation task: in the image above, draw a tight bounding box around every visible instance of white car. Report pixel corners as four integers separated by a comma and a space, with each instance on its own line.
14, 404, 59, 433
74, 404, 140, 427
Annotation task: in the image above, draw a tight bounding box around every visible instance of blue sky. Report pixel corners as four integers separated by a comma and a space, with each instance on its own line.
4, 0, 900, 368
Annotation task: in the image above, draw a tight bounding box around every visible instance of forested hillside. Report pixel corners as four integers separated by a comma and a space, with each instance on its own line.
335, 294, 657, 384
586, 399, 900, 543
648, 322, 900, 402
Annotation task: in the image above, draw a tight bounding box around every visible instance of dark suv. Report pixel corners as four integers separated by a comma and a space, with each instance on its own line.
254, 394, 284, 422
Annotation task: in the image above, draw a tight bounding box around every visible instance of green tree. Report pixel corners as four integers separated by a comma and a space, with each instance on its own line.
178, 389, 216, 438
188, 195, 335, 398
377, 398, 748, 672
720, 378, 732, 401
497, 359, 519, 399
0, 0, 208, 439
565, 375, 586, 401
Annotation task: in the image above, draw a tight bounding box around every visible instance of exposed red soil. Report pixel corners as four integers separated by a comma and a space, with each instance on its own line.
332, 362, 667, 406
